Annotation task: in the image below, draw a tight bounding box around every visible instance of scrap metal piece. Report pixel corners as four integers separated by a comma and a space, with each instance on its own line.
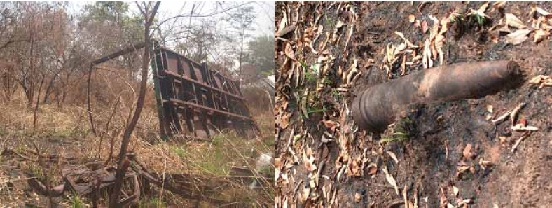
152, 45, 259, 139
352, 60, 525, 132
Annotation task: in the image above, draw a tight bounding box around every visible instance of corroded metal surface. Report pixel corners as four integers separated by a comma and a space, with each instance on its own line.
352, 60, 525, 132
89, 42, 259, 140
152, 46, 259, 139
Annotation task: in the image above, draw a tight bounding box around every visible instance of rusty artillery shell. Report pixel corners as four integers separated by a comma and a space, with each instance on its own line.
352, 60, 524, 132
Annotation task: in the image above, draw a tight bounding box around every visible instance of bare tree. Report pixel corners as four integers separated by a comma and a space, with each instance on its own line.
225, 5, 256, 77
109, 2, 160, 207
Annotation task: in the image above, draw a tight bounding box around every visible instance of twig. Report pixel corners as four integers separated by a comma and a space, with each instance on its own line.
511, 132, 531, 153
97, 97, 121, 159
87, 64, 97, 136
156, 2, 254, 27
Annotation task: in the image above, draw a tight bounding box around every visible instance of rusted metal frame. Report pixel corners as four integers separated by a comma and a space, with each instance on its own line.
175, 66, 198, 137
159, 47, 242, 95
163, 70, 245, 101
175, 57, 196, 135
198, 63, 215, 138
153, 47, 259, 138
167, 99, 255, 121
157, 49, 188, 138
169, 79, 184, 133
180, 59, 205, 137
152, 47, 170, 140
160, 49, 194, 137
184, 61, 212, 138
201, 62, 216, 109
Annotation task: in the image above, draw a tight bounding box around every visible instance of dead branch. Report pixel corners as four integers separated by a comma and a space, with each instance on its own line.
109, 2, 161, 207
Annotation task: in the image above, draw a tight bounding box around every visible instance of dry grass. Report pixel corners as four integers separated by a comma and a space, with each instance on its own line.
0, 84, 274, 206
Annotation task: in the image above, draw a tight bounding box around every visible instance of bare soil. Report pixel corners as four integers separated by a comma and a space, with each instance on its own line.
275, 2, 552, 207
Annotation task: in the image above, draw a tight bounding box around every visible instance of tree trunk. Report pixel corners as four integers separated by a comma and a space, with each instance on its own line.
109, 2, 160, 207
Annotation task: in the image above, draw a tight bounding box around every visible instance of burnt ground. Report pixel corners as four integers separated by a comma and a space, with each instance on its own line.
275, 2, 552, 207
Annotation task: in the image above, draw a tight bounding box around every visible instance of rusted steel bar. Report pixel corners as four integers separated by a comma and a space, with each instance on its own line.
91, 42, 146, 65
167, 98, 254, 121
352, 60, 525, 132
163, 70, 245, 100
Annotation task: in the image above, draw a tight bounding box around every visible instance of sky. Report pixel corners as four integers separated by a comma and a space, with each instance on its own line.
157, 1, 275, 36
68, 1, 275, 37
66, 1, 275, 72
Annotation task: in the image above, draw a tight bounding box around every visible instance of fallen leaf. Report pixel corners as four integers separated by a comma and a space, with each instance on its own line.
322, 119, 339, 131
409, 14, 416, 23
434, 33, 445, 64
422, 38, 433, 68
511, 124, 539, 132
284, 42, 296, 60
476, 2, 490, 15
528, 75, 552, 88
458, 198, 473, 206
486, 105, 494, 120
492, 1, 506, 10
387, 151, 399, 164
429, 15, 440, 40
492, 110, 511, 124
536, 6, 552, 17
479, 158, 493, 170
463, 144, 474, 160
382, 167, 399, 196
403, 184, 414, 208
457, 161, 470, 173
277, 11, 288, 36
349, 158, 362, 177
505, 13, 526, 28
453, 186, 459, 196
510, 102, 526, 126
505, 29, 532, 45
386, 43, 395, 63
468, 5, 489, 21
355, 192, 361, 203
534, 29, 550, 43
511, 132, 531, 152
497, 26, 512, 36
487, 105, 493, 113
301, 186, 310, 203
395, 31, 418, 48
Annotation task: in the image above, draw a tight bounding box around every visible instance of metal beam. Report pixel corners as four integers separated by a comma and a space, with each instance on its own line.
91, 42, 146, 66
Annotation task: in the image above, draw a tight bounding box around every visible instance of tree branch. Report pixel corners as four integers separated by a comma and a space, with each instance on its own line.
156, 2, 254, 27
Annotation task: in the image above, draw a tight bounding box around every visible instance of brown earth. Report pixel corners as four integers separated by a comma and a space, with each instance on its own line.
275, 2, 552, 207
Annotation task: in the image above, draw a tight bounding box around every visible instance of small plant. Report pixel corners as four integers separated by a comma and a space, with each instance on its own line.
474, 14, 485, 26
380, 132, 409, 143
27, 163, 44, 180
70, 194, 85, 208
171, 146, 186, 158
139, 197, 167, 208
380, 116, 415, 143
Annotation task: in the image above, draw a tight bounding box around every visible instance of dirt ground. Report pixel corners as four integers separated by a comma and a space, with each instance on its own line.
275, 2, 552, 207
